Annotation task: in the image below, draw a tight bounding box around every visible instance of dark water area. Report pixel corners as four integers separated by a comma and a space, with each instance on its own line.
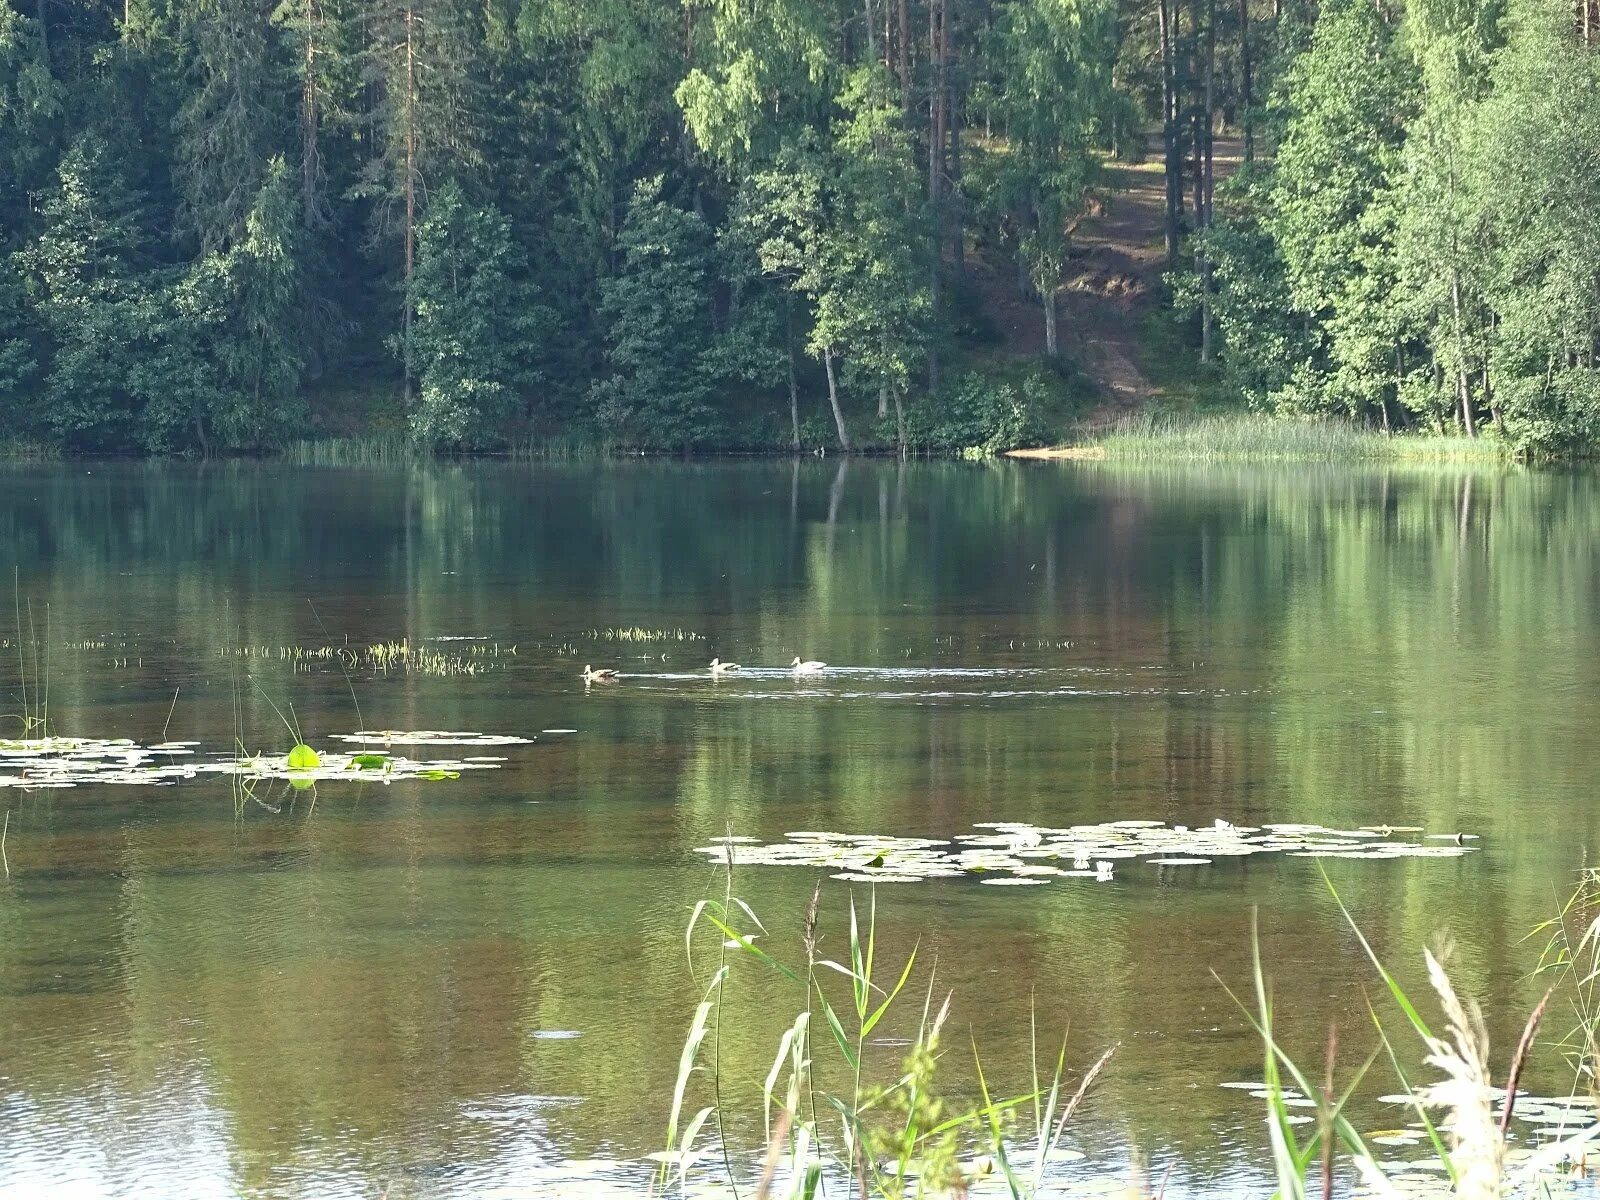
0, 459, 1596, 1198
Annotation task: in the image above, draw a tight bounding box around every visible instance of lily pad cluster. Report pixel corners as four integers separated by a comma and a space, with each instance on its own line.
696, 819, 1476, 885
0, 731, 528, 790
1220, 1082, 1597, 1198
329, 730, 535, 746
0, 737, 201, 789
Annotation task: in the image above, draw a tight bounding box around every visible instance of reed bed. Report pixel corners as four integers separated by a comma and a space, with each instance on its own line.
281, 434, 418, 466
1090, 413, 1514, 464
663, 866, 1600, 1199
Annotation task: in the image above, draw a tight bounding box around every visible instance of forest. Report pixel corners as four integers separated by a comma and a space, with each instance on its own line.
0, 0, 1596, 457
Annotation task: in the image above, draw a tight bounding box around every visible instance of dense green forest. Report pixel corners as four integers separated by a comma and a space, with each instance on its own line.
0, 0, 1596, 456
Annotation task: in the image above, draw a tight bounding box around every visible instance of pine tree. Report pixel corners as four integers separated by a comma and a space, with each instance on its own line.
592, 179, 719, 448
21, 134, 156, 447
405, 181, 551, 447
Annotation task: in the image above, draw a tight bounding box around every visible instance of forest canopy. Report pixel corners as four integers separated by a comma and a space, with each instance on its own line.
0, 0, 1596, 457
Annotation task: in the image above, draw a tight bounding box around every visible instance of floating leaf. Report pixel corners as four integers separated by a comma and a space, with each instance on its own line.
287, 744, 321, 770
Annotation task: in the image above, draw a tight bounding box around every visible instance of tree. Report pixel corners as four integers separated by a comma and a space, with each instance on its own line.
174, 0, 288, 251
132, 158, 307, 451
357, 0, 486, 405
0, 4, 61, 232
1209, 0, 1416, 422
20, 135, 156, 448
404, 180, 552, 447
981, 0, 1116, 356
591, 179, 719, 448
1462, 0, 1600, 451
1391, 0, 1500, 435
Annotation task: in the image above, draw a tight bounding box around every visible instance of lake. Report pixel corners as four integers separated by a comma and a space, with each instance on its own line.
0, 459, 1595, 1198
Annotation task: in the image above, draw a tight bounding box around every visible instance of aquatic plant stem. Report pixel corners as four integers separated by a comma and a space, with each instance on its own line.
162, 688, 179, 743
710, 842, 740, 1200
1, 808, 9, 879
1500, 987, 1554, 1133
13, 569, 27, 733
307, 600, 367, 748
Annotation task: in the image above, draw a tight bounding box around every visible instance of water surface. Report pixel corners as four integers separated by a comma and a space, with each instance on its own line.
0, 459, 1595, 1197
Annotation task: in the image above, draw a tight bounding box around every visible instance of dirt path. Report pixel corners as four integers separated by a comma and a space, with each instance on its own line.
972, 135, 1244, 429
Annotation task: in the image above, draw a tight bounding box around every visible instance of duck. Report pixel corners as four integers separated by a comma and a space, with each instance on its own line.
581, 665, 618, 682
790, 656, 827, 674
709, 657, 741, 676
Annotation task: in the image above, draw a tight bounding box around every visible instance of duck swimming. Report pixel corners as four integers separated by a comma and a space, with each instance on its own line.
790, 657, 827, 674
709, 657, 741, 675
581, 665, 618, 682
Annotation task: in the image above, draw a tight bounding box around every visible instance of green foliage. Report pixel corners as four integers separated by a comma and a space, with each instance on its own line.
977, 0, 1116, 354
18, 135, 156, 449
591, 179, 719, 448
403, 181, 552, 448
3, 0, 1597, 459
1193, 0, 1600, 457
907, 368, 1056, 456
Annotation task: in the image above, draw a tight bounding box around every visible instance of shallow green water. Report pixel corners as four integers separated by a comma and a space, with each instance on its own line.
0, 459, 1595, 1198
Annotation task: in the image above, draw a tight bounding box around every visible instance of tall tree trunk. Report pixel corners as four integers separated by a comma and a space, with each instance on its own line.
927, 0, 946, 393
897, 0, 910, 113
878, 380, 889, 418
864, 0, 877, 60
300, 0, 324, 226
786, 298, 801, 452
1190, 0, 1202, 233
823, 347, 851, 451
402, 2, 418, 409
894, 387, 907, 457
1043, 281, 1058, 356
948, 0, 964, 279
1451, 270, 1475, 436
1199, 0, 1215, 362
1238, 0, 1254, 163
1158, 0, 1179, 267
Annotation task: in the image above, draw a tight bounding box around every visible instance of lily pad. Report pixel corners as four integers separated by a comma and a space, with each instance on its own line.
287, 744, 322, 770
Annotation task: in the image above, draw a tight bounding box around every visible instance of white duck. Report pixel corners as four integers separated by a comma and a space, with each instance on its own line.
581, 665, 618, 682
709, 657, 741, 676
790, 656, 827, 674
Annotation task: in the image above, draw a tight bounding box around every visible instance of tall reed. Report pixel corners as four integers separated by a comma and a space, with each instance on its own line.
1091, 413, 1513, 464
664, 870, 1114, 1199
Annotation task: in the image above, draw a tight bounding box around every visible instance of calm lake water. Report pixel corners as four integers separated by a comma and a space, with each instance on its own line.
0, 459, 1596, 1198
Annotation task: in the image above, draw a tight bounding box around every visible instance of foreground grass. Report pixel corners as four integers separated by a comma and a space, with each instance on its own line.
1089, 412, 1515, 464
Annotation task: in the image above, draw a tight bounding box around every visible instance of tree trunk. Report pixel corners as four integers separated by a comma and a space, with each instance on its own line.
1190, 0, 1203, 234
927, 0, 946, 393
786, 297, 801, 452
864, 0, 877, 60
897, 0, 910, 114
1158, 0, 1180, 267
948, 0, 964, 278
823, 347, 851, 451
1451, 269, 1475, 436
1238, 0, 1254, 163
878, 380, 889, 419
1199, 0, 1215, 362
894, 387, 907, 457
300, 0, 324, 227
402, 2, 418, 410
1043, 284, 1058, 356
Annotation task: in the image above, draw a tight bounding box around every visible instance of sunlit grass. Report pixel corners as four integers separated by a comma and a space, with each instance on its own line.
1091, 412, 1514, 464
223, 638, 514, 677
281, 434, 418, 466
